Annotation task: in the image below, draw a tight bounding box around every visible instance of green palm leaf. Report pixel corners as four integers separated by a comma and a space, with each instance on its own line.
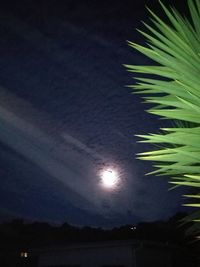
126, 0, 200, 237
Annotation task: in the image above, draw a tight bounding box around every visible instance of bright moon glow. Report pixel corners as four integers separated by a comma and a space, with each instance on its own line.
101, 169, 118, 188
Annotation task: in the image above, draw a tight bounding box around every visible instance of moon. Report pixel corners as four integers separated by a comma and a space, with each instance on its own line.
101, 169, 119, 188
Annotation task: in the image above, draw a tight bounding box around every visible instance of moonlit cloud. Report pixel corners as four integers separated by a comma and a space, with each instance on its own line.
0, 88, 140, 219
61, 132, 103, 161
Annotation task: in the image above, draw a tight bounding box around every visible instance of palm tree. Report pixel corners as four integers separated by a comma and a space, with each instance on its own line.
125, 0, 200, 237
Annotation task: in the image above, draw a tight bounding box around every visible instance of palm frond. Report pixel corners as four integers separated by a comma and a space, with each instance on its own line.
126, 0, 200, 237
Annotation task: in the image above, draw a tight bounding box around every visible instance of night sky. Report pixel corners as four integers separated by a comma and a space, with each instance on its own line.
0, 0, 188, 227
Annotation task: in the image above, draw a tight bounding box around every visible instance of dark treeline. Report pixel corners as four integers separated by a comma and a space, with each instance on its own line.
0, 212, 196, 250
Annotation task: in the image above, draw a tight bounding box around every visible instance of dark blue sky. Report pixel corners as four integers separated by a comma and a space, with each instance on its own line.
0, 0, 188, 227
